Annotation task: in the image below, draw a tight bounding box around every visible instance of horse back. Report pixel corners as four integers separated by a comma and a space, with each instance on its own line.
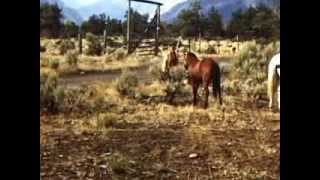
199, 58, 220, 75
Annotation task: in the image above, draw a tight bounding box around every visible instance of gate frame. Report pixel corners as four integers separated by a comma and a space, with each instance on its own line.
127, 0, 163, 55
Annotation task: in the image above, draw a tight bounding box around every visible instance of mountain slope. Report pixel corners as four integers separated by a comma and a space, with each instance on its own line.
40, 0, 83, 24
162, 0, 277, 24
76, 0, 159, 20
77, 0, 126, 20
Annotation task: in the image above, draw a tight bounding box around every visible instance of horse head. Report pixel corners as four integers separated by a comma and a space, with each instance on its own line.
161, 46, 179, 75
183, 52, 197, 70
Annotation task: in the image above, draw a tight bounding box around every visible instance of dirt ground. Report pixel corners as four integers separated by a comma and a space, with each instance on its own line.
41, 103, 279, 179
41, 54, 280, 180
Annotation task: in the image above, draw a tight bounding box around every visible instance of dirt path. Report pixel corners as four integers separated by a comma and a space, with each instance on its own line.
59, 57, 232, 88
59, 64, 153, 87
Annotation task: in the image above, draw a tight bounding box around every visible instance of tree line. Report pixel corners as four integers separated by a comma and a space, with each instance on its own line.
40, 2, 279, 40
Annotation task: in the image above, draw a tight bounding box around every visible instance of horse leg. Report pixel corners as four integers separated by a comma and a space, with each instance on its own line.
218, 84, 222, 105
203, 84, 209, 109
277, 84, 280, 110
268, 68, 276, 109
212, 69, 222, 105
192, 84, 199, 106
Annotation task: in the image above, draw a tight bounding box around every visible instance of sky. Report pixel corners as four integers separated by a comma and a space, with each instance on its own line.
62, 0, 186, 13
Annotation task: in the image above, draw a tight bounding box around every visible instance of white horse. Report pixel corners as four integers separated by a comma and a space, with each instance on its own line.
268, 53, 280, 109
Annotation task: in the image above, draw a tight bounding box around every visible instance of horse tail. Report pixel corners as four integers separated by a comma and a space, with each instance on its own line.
212, 64, 223, 105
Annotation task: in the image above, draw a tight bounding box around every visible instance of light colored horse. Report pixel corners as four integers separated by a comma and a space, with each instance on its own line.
161, 37, 184, 74
268, 53, 280, 109
161, 46, 179, 75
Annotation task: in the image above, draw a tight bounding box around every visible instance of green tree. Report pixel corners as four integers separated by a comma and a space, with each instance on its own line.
252, 5, 279, 38
176, 0, 207, 37
40, 3, 64, 38
63, 21, 78, 38
122, 8, 149, 38
106, 17, 123, 35
227, 5, 279, 39
207, 6, 224, 37
227, 9, 245, 37
81, 13, 107, 35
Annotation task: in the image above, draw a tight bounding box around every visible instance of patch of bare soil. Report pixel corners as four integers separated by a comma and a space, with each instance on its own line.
41, 104, 279, 179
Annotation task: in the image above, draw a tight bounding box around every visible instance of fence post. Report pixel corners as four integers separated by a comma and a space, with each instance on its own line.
155, 5, 160, 56
103, 29, 107, 54
127, 0, 131, 54
78, 27, 82, 54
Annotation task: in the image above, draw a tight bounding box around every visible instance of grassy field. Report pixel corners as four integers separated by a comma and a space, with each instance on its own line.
40, 37, 280, 179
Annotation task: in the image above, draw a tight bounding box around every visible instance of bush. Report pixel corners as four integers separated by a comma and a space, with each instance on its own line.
97, 113, 118, 130
113, 48, 126, 60
232, 41, 264, 78
104, 47, 127, 62
40, 55, 49, 67
149, 65, 166, 81
62, 86, 92, 113
114, 70, 138, 96
65, 50, 79, 67
59, 39, 75, 55
48, 58, 60, 69
164, 68, 188, 102
85, 33, 103, 56
40, 70, 64, 113
40, 45, 46, 52
226, 40, 279, 98
204, 44, 217, 54
108, 153, 132, 175
263, 40, 280, 62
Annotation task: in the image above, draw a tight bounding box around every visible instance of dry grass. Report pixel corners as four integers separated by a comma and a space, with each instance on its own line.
40, 37, 280, 179
41, 81, 279, 179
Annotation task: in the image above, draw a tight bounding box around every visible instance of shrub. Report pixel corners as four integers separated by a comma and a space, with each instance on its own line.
59, 39, 75, 55
231, 41, 264, 79
204, 44, 217, 54
113, 70, 138, 96
85, 33, 103, 56
40, 70, 64, 113
65, 50, 79, 67
40, 45, 46, 52
149, 65, 165, 81
226, 40, 279, 98
97, 113, 118, 130
222, 79, 242, 96
164, 68, 188, 103
62, 86, 92, 113
107, 152, 132, 175
104, 48, 127, 62
40, 55, 50, 67
48, 58, 60, 69
263, 40, 280, 62
113, 48, 126, 60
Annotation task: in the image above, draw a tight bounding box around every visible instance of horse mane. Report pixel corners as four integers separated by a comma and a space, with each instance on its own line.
187, 52, 198, 59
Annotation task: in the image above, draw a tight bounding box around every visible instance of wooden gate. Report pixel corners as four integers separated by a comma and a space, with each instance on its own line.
127, 0, 163, 56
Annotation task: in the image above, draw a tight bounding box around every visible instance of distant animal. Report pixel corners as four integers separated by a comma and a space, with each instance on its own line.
267, 53, 280, 109
183, 52, 222, 108
161, 46, 179, 75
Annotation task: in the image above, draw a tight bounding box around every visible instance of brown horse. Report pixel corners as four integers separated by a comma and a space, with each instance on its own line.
183, 52, 222, 108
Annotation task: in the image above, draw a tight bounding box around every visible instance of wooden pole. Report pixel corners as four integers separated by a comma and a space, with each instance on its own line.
155, 5, 160, 56
236, 35, 239, 52
103, 29, 107, 54
127, 0, 131, 54
78, 26, 82, 54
